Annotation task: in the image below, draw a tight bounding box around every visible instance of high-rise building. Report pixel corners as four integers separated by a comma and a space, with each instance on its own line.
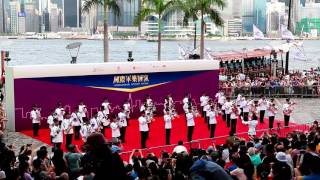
25, 2, 40, 32
18, 11, 26, 33
242, 0, 254, 34
115, 0, 140, 26
49, 3, 59, 32
0, 0, 5, 33
266, 0, 286, 36
9, 1, 20, 33
226, 18, 243, 36
43, 9, 50, 31
254, 0, 266, 33
300, 1, 320, 19
82, 3, 98, 33
63, 0, 81, 28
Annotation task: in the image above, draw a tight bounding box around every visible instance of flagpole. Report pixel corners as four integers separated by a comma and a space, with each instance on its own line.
285, 0, 292, 74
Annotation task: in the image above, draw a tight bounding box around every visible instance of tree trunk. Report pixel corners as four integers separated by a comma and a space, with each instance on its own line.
200, 12, 204, 59
158, 17, 161, 61
194, 22, 197, 50
103, 4, 109, 63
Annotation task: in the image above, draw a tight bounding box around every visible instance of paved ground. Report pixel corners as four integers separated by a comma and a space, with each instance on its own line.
1, 98, 319, 155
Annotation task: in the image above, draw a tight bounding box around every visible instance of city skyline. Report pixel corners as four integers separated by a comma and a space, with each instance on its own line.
0, 0, 319, 37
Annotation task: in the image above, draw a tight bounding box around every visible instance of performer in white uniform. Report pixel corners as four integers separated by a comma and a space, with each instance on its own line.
207, 106, 217, 138
200, 92, 209, 118
110, 117, 121, 142
230, 103, 240, 134
258, 95, 268, 123
80, 117, 93, 143
62, 113, 74, 149
78, 100, 87, 118
164, 110, 173, 145
97, 106, 109, 136
71, 106, 82, 140
55, 102, 65, 124
101, 98, 111, 115
283, 98, 295, 127
123, 99, 131, 125
223, 97, 232, 127
50, 118, 63, 149
31, 104, 41, 137
186, 108, 195, 142
138, 112, 149, 148
240, 97, 250, 121
118, 108, 128, 143
90, 113, 100, 132
267, 98, 277, 129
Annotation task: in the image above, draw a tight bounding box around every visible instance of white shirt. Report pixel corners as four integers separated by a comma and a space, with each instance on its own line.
78, 104, 87, 117
283, 103, 292, 116
31, 110, 40, 124
267, 103, 277, 117
183, 103, 189, 113
140, 105, 146, 112
138, 116, 149, 132
51, 125, 63, 143
71, 112, 82, 126
123, 103, 130, 112
204, 104, 211, 112
80, 124, 92, 142
55, 108, 64, 121
200, 96, 208, 107
241, 100, 250, 112
47, 115, 54, 128
99, 110, 110, 126
186, 112, 195, 127
118, 112, 127, 127
164, 114, 172, 129
90, 117, 99, 131
101, 102, 110, 114
208, 110, 217, 124
173, 145, 188, 154
110, 122, 120, 138
216, 93, 226, 105
62, 118, 74, 134
258, 99, 267, 111
183, 97, 189, 105
224, 102, 233, 114
242, 120, 258, 135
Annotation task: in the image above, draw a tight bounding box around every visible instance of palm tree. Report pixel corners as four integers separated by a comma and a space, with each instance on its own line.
83, 0, 120, 63
186, 0, 225, 59
135, 0, 175, 61
175, 0, 199, 50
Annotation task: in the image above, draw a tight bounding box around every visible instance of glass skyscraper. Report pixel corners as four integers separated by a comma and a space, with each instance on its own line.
242, 0, 254, 34
254, 0, 266, 33
63, 0, 81, 28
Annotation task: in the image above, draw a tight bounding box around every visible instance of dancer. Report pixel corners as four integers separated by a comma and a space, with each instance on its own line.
30, 104, 41, 137
118, 108, 127, 143
283, 98, 296, 127
183, 93, 190, 105
80, 117, 93, 143
242, 114, 258, 140
208, 105, 217, 138
50, 118, 63, 149
138, 112, 149, 148
47, 109, 55, 143
164, 109, 173, 145
90, 112, 100, 132
186, 107, 195, 142
62, 112, 73, 149
267, 98, 278, 129
258, 95, 267, 123
110, 115, 121, 142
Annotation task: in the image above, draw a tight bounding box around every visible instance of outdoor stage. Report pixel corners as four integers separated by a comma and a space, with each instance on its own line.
20, 114, 303, 161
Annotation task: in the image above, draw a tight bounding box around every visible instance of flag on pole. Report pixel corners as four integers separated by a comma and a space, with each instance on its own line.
281, 25, 295, 40
253, 24, 265, 40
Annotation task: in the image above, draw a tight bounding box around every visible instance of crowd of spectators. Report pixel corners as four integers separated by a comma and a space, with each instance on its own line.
0, 121, 319, 180
220, 70, 320, 97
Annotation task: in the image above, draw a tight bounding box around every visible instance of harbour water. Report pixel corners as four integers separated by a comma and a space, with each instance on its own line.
0, 39, 320, 70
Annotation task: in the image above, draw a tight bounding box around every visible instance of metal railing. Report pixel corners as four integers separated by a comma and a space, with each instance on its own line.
219, 85, 320, 98
119, 123, 311, 161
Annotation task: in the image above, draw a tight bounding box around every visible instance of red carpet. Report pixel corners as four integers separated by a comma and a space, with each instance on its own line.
20, 115, 304, 161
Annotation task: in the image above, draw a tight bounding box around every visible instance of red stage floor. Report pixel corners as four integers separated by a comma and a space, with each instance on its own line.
20, 114, 299, 158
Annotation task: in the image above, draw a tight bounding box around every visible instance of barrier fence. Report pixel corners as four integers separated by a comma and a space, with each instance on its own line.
220, 85, 320, 98
119, 123, 312, 161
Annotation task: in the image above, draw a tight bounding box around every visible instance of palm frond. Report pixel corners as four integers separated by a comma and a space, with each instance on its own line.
82, 0, 102, 13
107, 0, 121, 17
134, 8, 155, 26
208, 9, 224, 27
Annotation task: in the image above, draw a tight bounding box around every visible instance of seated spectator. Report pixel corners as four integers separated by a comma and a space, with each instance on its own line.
173, 140, 188, 154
